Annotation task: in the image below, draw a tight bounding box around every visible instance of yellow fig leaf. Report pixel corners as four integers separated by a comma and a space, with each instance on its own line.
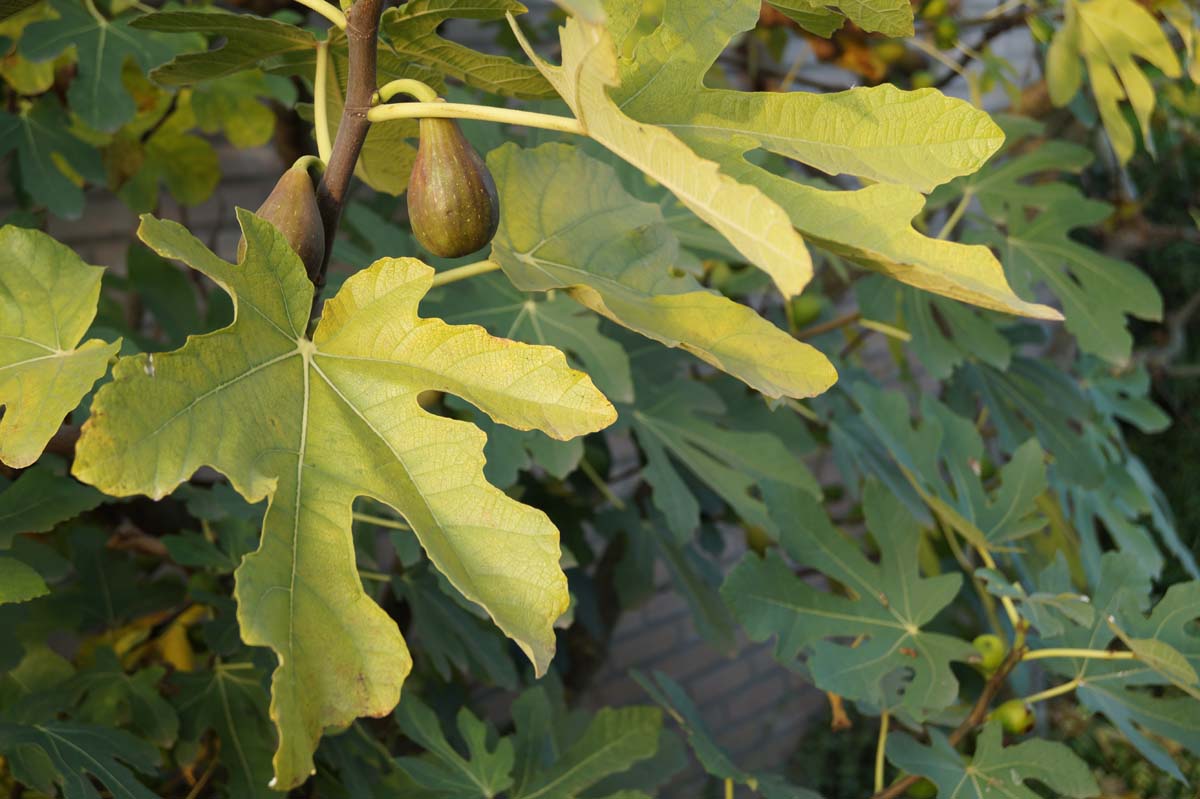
488, 142, 837, 399
1048, 0, 1183, 164
510, 4, 814, 298
512, 0, 1059, 318
0, 226, 120, 468
73, 211, 615, 788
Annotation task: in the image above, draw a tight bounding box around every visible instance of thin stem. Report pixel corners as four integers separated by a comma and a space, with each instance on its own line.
292, 155, 326, 175
84, 0, 106, 25
374, 78, 440, 104
430, 260, 502, 288
976, 547, 1022, 630
313, 40, 333, 163
580, 458, 627, 510
183, 747, 221, 799
1022, 647, 1137, 662
796, 310, 861, 340
353, 511, 411, 531
1022, 678, 1081, 705
724, 778, 734, 799
936, 189, 973, 239
312, 0, 384, 315
367, 102, 585, 136
874, 711, 890, 794
293, 0, 347, 28
359, 569, 391, 582
941, 521, 1004, 637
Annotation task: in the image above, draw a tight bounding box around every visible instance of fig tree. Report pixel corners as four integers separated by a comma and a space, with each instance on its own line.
407, 114, 499, 259
239, 162, 325, 277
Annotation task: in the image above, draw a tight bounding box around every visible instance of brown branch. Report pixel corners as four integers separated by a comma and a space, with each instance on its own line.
870, 629, 1029, 799
311, 0, 383, 317
798, 310, 861, 340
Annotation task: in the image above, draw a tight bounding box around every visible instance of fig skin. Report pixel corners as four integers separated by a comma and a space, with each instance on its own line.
971, 633, 1006, 675
407, 116, 499, 259
991, 699, 1035, 735
239, 165, 325, 276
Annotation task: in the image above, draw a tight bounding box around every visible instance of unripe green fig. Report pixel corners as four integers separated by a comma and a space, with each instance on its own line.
239, 164, 325, 276
972, 634, 1006, 674
407, 115, 499, 259
991, 699, 1035, 735
907, 777, 937, 798
789, 295, 825, 327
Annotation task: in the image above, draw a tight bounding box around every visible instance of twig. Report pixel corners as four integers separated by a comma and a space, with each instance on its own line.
311, 0, 383, 317
874, 711, 890, 793
797, 311, 861, 340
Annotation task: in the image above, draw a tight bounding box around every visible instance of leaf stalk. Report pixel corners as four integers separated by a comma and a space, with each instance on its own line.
367, 102, 585, 136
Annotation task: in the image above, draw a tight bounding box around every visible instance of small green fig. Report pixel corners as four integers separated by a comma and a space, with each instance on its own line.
991, 699, 1035, 735
239, 164, 325, 276
906, 777, 937, 798
407, 115, 499, 259
789, 295, 825, 328
972, 634, 1006, 675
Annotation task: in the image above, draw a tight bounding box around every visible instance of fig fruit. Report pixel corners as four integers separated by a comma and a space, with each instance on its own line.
239, 164, 325, 276
907, 777, 937, 798
407, 115, 499, 259
972, 634, 1006, 675
991, 699, 1035, 735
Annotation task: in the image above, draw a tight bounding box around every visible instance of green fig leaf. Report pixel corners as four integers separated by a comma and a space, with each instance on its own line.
723, 483, 973, 719
887, 721, 1099, 799
72, 211, 615, 788
0, 99, 105, 219
767, 0, 912, 37
0, 722, 162, 799
381, 0, 555, 99
19, 0, 181, 132
0, 227, 120, 469
132, 9, 317, 85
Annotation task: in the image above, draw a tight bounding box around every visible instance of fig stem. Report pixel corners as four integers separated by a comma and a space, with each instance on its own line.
1021, 647, 1137, 661
1020, 678, 1081, 705
314, 40, 333, 163
367, 102, 585, 136
292, 155, 326, 177
430, 259, 502, 288
874, 710, 890, 794
293, 0, 346, 28
374, 78, 440, 104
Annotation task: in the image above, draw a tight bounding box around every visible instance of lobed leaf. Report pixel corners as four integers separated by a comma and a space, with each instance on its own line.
887, 721, 1099, 798
20, 0, 181, 132
520, 0, 1059, 320
722, 483, 972, 719
767, 0, 913, 37
382, 0, 555, 99
132, 9, 317, 85
73, 211, 615, 787
488, 142, 837, 399
0, 227, 120, 469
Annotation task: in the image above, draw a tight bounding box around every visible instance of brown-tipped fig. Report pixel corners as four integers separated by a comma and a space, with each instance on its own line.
407, 116, 499, 259
238, 165, 325, 276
